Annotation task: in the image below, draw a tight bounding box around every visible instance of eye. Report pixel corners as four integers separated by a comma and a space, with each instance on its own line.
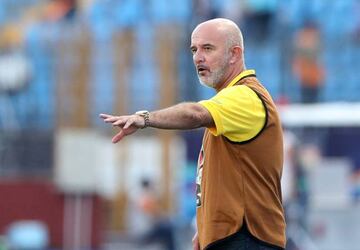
190, 47, 197, 54
203, 45, 214, 52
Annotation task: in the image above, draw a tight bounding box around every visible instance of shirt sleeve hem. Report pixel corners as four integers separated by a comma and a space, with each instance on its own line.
198, 101, 223, 136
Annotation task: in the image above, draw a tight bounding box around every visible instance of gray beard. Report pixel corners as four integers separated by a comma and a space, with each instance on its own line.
198, 77, 216, 88
198, 62, 228, 89
197, 51, 231, 89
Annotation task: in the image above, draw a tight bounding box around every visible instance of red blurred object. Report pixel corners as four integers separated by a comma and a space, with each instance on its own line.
0, 179, 103, 248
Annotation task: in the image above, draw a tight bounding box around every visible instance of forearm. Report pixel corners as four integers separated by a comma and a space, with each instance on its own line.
149, 102, 214, 130
99, 102, 214, 143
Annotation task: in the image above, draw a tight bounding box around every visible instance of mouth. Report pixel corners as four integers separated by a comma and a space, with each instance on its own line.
197, 65, 209, 75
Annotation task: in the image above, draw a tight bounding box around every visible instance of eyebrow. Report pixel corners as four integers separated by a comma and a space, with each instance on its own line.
190, 43, 216, 50
202, 43, 215, 48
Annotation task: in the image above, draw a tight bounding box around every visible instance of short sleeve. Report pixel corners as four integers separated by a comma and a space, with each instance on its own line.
199, 85, 266, 142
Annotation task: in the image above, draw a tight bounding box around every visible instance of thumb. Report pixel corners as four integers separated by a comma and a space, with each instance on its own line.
112, 130, 125, 143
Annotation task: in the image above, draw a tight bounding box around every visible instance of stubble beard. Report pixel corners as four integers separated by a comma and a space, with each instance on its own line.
198, 54, 230, 89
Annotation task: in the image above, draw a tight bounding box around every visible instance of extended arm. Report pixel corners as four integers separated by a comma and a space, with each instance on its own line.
99, 102, 214, 143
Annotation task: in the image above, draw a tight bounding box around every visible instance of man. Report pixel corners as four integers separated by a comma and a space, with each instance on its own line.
100, 18, 286, 250
292, 20, 324, 103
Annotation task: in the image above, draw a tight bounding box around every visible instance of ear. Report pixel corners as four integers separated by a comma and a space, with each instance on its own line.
229, 46, 242, 64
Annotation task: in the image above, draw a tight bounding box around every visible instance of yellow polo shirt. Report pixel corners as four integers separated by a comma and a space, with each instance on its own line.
199, 70, 266, 142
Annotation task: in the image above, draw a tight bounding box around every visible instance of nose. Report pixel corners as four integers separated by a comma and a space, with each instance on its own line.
193, 51, 205, 65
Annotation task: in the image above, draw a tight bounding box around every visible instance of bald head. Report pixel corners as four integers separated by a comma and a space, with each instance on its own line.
192, 18, 244, 52
190, 18, 246, 90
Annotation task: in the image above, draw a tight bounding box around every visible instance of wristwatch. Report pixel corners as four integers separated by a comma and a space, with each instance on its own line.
135, 110, 150, 129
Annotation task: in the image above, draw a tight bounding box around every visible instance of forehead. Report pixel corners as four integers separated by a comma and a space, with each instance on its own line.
191, 24, 225, 46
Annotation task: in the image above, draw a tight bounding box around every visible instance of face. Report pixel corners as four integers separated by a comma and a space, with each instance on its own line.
190, 25, 231, 89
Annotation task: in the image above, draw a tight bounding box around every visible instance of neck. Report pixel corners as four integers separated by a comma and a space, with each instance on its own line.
215, 65, 245, 92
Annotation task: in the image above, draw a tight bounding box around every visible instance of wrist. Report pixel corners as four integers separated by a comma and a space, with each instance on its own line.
135, 110, 150, 128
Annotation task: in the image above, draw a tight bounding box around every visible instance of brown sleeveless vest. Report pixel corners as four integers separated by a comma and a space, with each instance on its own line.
196, 75, 286, 249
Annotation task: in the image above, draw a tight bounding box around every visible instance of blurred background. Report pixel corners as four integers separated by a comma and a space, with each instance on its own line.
0, 0, 359, 249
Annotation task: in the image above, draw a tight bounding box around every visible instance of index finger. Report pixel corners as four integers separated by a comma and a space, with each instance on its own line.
99, 113, 112, 119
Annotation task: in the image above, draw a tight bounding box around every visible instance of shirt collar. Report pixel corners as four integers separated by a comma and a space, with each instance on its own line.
226, 69, 256, 88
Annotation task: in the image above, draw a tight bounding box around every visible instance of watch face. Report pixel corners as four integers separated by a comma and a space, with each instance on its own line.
135, 110, 150, 128
136, 110, 148, 116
